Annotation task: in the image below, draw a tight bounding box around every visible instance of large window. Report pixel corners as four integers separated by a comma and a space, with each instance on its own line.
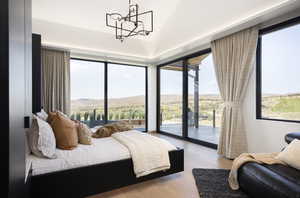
70, 59, 105, 126
257, 19, 300, 122
108, 64, 147, 130
70, 59, 148, 130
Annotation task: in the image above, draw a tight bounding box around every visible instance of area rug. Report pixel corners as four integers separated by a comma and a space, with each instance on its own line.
192, 168, 248, 198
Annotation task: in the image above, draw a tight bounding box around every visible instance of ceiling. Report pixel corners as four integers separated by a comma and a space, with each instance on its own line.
32, 0, 300, 64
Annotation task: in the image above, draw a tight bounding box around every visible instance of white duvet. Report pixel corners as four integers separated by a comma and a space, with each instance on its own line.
28, 130, 176, 176
112, 130, 176, 177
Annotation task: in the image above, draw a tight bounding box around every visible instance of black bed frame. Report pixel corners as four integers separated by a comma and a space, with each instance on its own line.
30, 148, 184, 198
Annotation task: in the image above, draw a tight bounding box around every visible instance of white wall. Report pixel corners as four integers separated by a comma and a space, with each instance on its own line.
243, 71, 300, 153
147, 65, 157, 131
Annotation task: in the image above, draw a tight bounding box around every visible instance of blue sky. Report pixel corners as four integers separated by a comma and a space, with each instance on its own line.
70, 60, 145, 100
262, 23, 300, 95
71, 23, 300, 99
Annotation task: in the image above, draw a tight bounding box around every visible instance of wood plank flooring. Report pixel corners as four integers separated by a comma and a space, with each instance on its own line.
88, 133, 232, 198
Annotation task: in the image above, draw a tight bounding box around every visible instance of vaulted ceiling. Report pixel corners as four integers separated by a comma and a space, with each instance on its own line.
32, 0, 300, 64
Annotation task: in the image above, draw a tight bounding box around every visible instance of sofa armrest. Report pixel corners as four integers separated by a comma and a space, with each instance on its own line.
285, 132, 300, 144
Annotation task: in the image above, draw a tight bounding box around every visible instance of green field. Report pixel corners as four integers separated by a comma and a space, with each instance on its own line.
70, 93, 300, 125
262, 94, 300, 120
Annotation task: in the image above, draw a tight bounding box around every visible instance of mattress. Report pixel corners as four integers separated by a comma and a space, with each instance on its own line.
28, 133, 176, 176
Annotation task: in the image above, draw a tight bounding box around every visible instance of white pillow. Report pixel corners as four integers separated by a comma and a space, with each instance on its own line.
36, 109, 48, 121
276, 139, 300, 170
27, 115, 57, 159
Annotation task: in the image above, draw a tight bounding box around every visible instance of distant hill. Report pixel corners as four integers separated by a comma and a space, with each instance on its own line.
71, 95, 146, 111
71, 93, 300, 112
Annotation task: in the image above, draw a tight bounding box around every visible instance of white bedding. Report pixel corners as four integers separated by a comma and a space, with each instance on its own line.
28, 131, 176, 176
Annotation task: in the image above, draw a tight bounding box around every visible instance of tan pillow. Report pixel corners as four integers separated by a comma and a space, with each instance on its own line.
49, 112, 78, 150
92, 121, 133, 138
47, 111, 57, 124
77, 122, 92, 145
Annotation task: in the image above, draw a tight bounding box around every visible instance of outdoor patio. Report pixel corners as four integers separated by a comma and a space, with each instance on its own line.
160, 124, 220, 144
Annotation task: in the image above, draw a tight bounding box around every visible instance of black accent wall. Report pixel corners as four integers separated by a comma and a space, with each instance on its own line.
0, 0, 32, 197
32, 34, 42, 113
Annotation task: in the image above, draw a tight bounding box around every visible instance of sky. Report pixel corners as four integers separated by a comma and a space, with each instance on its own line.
261, 23, 300, 95
71, 23, 300, 100
70, 60, 145, 100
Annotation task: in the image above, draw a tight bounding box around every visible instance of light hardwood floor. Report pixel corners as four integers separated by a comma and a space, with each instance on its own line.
88, 133, 232, 198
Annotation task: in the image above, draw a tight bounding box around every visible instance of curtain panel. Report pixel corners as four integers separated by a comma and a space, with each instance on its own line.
41, 48, 71, 115
211, 27, 258, 159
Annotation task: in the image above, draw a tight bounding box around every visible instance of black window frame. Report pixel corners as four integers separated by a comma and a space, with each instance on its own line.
157, 48, 218, 149
70, 58, 148, 131
256, 15, 300, 123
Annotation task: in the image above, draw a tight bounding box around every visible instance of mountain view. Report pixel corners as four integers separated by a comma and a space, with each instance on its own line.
71, 93, 300, 126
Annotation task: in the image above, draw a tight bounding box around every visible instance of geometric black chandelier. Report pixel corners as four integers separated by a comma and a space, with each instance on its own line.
106, 0, 153, 42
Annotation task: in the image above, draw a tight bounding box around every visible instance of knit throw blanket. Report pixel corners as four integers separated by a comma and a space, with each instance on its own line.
228, 153, 286, 190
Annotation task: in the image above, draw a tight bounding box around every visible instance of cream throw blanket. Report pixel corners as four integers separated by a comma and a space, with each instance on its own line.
112, 130, 174, 177
229, 153, 286, 190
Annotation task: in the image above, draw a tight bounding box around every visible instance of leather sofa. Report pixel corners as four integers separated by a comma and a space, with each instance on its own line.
238, 132, 300, 198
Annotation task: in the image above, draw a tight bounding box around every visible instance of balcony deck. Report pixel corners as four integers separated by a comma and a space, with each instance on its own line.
160, 124, 220, 144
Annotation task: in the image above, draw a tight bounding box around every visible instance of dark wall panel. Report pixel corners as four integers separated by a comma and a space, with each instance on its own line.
0, 0, 10, 196
0, 0, 32, 197
32, 34, 41, 113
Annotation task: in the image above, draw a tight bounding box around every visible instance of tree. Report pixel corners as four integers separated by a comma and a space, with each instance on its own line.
76, 112, 81, 121
90, 112, 95, 121
84, 112, 89, 121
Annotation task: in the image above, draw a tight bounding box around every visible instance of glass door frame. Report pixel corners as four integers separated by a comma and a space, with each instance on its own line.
157, 48, 218, 149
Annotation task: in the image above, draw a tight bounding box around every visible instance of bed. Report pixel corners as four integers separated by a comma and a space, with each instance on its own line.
28, 132, 184, 198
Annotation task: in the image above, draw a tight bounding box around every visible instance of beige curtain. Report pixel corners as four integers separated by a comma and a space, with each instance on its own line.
41, 48, 71, 115
211, 27, 258, 159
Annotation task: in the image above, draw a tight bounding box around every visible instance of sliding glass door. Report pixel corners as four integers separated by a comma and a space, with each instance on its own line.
107, 63, 147, 131
187, 53, 222, 145
158, 50, 221, 148
159, 61, 183, 137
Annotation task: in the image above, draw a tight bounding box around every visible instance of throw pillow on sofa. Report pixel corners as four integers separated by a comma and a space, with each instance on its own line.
276, 139, 300, 170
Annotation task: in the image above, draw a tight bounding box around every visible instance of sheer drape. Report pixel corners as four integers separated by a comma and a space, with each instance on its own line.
41, 48, 70, 115
211, 27, 258, 159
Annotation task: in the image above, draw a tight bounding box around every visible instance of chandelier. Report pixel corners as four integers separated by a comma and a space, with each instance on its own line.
106, 0, 153, 42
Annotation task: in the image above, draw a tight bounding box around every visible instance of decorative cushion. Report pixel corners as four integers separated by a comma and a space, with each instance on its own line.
36, 109, 48, 121
92, 121, 133, 138
27, 115, 57, 159
276, 139, 300, 170
77, 122, 93, 145
49, 112, 78, 150
47, 111, 57, 124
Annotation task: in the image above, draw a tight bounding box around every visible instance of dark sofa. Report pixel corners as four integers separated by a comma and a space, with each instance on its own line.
238, 132, 300, 198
